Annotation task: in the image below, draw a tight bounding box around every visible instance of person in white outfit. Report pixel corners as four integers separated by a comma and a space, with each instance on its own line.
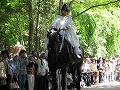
46, 4, 81, 58
37, 52, 49, 76
81, 58, 91, 86
37, 52, 49, 90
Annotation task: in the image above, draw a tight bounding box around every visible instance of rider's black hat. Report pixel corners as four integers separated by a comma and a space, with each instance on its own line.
61, 4, 69, 12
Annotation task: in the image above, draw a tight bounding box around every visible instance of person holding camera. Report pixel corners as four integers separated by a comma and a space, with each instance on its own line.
18, 50, 29, 90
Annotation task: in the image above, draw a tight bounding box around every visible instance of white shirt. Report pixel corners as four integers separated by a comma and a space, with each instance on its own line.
52, 15, 80, 47
82, 61, 90, 73
37, 59, 49, 76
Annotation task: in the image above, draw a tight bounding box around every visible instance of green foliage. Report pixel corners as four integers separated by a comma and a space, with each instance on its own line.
0, 0, 29, 50
73, 13, 97, 56
33, 0, 57, 51
66, 0, 120, 58
82, 7, 120, 58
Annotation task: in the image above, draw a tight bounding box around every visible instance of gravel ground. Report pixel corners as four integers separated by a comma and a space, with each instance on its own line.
81, 81, 120, 90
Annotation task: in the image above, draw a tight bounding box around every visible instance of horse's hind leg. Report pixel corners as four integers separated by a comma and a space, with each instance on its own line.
61, 68, 67, 90
76, 62, 81, 90
51, 70, 57, 90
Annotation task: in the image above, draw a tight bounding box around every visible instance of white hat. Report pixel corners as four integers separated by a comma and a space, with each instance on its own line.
41, 51, 45, 54
13, 54, 19, 59
40, 51, 45, 56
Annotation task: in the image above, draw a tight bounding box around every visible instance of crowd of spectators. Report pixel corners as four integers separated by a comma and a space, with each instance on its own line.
81, 56, 120, 87
0, 49, 120, 90
0, 50, 49, 90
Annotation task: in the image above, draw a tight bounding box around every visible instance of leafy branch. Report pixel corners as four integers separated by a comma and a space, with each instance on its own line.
72, 0, 120, 19
69, 0, 75, 10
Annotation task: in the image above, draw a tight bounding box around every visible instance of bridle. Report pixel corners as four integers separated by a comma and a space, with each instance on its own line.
47, 28, 61, 59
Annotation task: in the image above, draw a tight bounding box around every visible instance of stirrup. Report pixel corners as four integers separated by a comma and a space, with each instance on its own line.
76, 54, 81, 59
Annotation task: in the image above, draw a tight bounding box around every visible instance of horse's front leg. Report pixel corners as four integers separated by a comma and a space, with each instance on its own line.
61, 68, 67, 90
51, 69, 57, 90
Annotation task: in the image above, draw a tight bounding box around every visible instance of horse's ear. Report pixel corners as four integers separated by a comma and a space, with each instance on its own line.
48, 28, 54, 33
47, 29, 49, 32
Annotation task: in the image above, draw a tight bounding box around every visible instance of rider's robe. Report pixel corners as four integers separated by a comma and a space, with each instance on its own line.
52, 15, 81, 55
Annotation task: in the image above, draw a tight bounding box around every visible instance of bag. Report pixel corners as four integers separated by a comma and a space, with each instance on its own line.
9, 81, 19, 89
0, 68, 6, 78
0, 67, 7, 85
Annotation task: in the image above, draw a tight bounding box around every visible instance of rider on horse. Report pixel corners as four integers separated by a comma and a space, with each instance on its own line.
46, 4, 81, 59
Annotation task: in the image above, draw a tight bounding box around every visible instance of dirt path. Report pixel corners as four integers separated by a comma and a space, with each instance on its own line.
81, 81, 120, 90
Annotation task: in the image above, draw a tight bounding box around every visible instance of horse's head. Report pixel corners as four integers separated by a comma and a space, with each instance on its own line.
47, 28, 60, 55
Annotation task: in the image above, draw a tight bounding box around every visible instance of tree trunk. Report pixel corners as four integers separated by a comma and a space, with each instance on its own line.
59, 0, 63, 14
4, 43, 7, 50
28, 0, 34, 52
35, 0, 41, 51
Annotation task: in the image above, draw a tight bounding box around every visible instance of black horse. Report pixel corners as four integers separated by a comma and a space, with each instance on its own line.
47, 28, 74, 90
47, 28, 84, 90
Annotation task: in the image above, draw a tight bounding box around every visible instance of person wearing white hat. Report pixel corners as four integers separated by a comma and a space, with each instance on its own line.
6, 54, 20, 89
36, 51, 49, 90
11, 54, 20, 75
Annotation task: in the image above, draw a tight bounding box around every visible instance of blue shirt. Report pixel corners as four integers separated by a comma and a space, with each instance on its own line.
19, 56, 29, 75
7, 59, 13, 75
11, 61, 20, 75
